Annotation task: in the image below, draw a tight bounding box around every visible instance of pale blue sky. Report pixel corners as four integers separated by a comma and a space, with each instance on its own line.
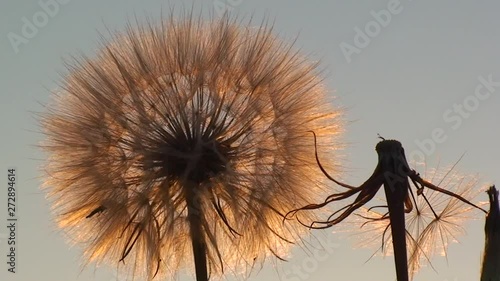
1, 1, 500, 280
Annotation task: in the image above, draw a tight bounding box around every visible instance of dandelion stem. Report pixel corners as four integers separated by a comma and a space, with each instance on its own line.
186, 181, 209, 281
480, 185, 500, 281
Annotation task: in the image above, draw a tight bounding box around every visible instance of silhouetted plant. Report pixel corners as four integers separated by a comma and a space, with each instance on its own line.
346, 163, 485, 280
286, 134, 486, 281
481, 185, 500, 281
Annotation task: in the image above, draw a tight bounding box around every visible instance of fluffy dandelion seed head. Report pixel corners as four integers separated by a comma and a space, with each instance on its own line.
40, 13, 343, 280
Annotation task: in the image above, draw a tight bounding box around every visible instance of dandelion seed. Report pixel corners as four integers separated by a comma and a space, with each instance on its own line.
39, 12, 343, 281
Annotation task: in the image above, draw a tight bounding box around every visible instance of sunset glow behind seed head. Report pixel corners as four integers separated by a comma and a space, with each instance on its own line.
39, 11, 344, 280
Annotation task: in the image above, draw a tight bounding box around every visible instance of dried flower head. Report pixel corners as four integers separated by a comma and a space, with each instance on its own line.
40, 12, 343, 280
344, 163, 485, 280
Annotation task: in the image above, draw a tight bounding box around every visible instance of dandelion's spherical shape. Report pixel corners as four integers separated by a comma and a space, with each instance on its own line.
40, 13, 343, 280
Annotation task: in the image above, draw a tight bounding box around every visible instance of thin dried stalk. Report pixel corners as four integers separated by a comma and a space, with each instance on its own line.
481, 185, 500, 281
